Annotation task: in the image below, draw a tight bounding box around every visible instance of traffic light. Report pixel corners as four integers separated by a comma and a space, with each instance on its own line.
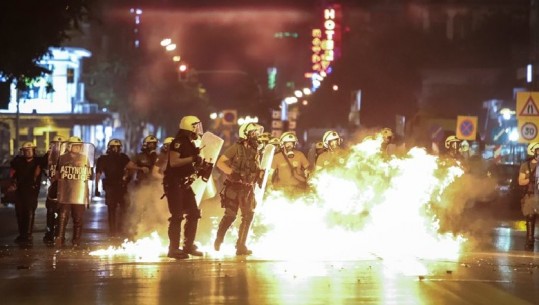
0, 82, 10, 109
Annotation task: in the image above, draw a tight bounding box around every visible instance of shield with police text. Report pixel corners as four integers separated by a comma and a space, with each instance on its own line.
254, 144, 275, 206
47, 141, 64, 179
57, 142, 95, 205
192, 132, 224, 205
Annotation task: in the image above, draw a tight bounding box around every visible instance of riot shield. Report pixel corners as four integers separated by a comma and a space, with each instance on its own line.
254, 144, 275, 205
57, 142, 95, 205
192, 132, 224, 205
47, 141, 64, 179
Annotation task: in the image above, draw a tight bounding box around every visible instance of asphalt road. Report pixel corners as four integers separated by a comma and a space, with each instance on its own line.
0, 196, 538, 305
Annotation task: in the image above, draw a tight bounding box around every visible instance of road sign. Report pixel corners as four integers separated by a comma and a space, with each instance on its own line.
456, 115, 477, 141
518, 118, 539, 143
517, 92, 539, 119
221, 109, 237, 126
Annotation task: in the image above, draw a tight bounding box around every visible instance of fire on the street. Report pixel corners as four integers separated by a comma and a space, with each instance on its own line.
91, 134, 468, 273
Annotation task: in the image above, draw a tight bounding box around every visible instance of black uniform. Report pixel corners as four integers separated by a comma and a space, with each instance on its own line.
10, 155, 42, 243
96, 152, 131, 236
41, 151, 60, 243
163, 131, 202, 257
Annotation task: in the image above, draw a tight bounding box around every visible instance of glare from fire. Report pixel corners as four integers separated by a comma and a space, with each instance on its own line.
89, 231, 167, 262
91, 133, 467, 274
250, 135, 466, 265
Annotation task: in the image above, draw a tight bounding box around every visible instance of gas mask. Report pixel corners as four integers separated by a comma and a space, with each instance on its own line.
328, 139, 340, 151
282, 142, 295, 158
247, 134, 259, 150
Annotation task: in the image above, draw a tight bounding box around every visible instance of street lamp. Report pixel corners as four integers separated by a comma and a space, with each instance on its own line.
160, 38, 171, 47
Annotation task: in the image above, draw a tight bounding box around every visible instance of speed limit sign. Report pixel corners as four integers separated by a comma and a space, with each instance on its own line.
518, 119, 539, 142
521, 122, 537, 140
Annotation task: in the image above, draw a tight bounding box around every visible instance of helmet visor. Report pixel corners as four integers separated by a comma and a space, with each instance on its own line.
193, 121, 203, 135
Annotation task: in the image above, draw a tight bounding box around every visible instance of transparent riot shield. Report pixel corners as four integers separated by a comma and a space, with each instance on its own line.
47, 141, 64, 179
57, 142, 95, 205
254, 144, 275, 205
192, 132, 224, 205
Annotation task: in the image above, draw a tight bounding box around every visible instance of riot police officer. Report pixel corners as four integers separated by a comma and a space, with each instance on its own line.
214, 122, 264, 255
41, 135, 65, 244
95, 139, 140, 237
380, 127, 393, 156
163, 116, 205, 259
315, 130, 344, 171
132, 135, 159, 184
518, 141, 539, 251
55, 136, 94, 248
444, 135, 463, 160
10, 142, 42, 244
270, 131, 310, 194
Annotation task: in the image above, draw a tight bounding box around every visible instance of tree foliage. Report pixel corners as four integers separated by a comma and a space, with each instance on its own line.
0, 1, 91, 86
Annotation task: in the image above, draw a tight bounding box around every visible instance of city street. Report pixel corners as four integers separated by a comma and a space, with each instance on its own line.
0, 196, 538, 305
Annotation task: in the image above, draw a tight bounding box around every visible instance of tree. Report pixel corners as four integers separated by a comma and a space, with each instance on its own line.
0, 1, 91, 87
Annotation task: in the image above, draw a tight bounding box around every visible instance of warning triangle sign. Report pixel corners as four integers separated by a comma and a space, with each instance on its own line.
519, 96, 539, 116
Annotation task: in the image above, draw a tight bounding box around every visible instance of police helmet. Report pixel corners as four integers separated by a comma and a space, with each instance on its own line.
381, 128, 393, 142
107, 139, 122, 148
268, 137, 280, 146
444, 135, 461, 149
21, 141, 36, 150
51, 135, 64, 142
68, 136, 83, 144
280, 131, 298, 147
258, 132, 271, 143
239, 122, 263, 139
527, 141, 539, 155
179, 115, 203, 134
322, 130, 342, 148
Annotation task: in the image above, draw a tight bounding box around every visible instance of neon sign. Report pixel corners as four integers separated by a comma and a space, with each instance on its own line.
307, 4, 341, 91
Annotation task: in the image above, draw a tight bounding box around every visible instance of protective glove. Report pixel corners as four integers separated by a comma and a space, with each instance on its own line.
192, 155, 203, 166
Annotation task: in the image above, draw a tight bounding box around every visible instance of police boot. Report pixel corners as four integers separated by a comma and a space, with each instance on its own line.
72, 225, 82, 249
214, 216, 235, 251
72, 211, 83, 248
23, 211, 35, 244
167, 217, 188, 259
236, 218, 253, 256
55, 209, 68, 248
43, 205, 56, 243
183, 217, 203, 257
525, 216, 536, 251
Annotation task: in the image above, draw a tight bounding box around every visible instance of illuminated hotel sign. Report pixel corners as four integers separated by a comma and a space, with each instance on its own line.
306, 4, 342, 91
